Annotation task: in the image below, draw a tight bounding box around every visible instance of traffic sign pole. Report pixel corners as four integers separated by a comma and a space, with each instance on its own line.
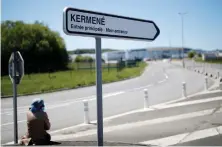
63, 8, 160, 146
12, 51, 18, 144
95, 37, 103, 146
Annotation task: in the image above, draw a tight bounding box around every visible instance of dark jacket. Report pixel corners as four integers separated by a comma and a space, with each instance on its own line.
26, 110, 51, 141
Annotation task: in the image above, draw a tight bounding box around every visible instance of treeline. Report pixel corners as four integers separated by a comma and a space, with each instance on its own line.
68, 48, 117, 54
1, 21, 69, 75
75, 56, 94, 63
74, 55, 105, 63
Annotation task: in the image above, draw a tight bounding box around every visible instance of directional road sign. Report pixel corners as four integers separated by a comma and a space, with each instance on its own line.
63, 7, 160, 41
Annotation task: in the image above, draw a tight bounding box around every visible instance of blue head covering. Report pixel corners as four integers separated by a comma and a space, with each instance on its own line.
30, 98, 45, 113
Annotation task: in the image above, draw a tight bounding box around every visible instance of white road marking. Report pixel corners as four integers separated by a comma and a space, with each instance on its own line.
140, 126, 222, 146
48, 96, 222, 136
156, 96, 222, 109
158, 80, 166, 84
164, 73, 168, 79
131, 84, 154, 91
50, 108, 222, 141
1, 91, 125, 126
5, 93, 222, 144
154, 90, 222, 107
1, 120, 26, 126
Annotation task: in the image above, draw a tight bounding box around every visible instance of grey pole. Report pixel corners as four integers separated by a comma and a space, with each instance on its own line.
13, 51, 18, 144
179, 12, 187, 68
95, 37, 103, 146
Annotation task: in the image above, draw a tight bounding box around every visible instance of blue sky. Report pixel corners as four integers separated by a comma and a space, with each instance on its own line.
2, 0, 222, 50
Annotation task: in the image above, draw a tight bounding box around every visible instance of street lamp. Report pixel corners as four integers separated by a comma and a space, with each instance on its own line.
178, 12, 187, 68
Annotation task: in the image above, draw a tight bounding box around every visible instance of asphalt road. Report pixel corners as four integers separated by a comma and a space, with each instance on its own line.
1, 60, 214, 144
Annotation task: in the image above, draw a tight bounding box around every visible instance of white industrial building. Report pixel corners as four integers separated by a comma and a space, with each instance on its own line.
102, 51, 126, 63
125, 49, 148, 60
102, 49, 149, 63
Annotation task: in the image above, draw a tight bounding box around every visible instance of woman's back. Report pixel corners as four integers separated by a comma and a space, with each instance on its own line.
27, 111, 48, 141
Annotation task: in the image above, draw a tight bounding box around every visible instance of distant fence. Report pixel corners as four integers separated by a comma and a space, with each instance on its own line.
73, 58, 142, 72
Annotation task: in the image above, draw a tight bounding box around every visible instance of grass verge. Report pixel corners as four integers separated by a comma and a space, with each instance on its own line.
1, 62, 147, 97
195, 58, 222, 64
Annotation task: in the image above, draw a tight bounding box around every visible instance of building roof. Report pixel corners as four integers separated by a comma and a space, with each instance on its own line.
146, 47, 184, 51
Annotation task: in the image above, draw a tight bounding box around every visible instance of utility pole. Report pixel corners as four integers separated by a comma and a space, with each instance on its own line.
179, 12, 187, 68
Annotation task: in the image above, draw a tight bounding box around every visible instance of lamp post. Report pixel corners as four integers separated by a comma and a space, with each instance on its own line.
179, 12, 187, 68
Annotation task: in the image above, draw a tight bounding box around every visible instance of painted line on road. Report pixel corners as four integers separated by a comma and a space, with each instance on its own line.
100, 96, 222, 123
49, 96, 222, 136
131, 84, 154, 91
5, 94, 221, 144
164, 73, 169, 79
155, 90, 222, 107
155, 96, 222, 109
157, 80, 166, 84
1, 120, 26, 127
140, 126, 222, 146
1, 92, 123, 115
1, 64, 162, 115
0, 95, 95, 114
51, 108, 222, 141
1, 91, 125, 126
7, 107, 222, 144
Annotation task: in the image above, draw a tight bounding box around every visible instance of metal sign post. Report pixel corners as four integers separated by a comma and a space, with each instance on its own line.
95, 37, 103, 146
12, 51, 18, 144
9, 50, 24, 144
63, 7, 160, 146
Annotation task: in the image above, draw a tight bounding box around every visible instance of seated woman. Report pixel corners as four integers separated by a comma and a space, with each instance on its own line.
20, 98, 51, 145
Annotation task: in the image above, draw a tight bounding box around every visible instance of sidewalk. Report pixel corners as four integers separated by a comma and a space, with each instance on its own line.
51, 90, 222, 146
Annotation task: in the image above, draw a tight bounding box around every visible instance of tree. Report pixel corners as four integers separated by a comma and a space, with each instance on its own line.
74, 56, 94, 63
75, 55, 82, 63
1, 20, 69, 75
188, 51, 196, 58
198, 53, 202, 58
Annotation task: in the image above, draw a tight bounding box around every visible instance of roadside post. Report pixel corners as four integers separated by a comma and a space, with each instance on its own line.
182, 82, 187, 98
83, 100, 90, 124
144, 89, 149, 109
63, 7, 160, 146
204, 76, 208, 91
8, 50, 24, 144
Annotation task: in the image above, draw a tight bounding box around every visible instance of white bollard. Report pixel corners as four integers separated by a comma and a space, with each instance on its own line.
144, 89, 149, 109
83, 100, 90, 124
219, 82, 222, 90
182, 82, 187, 98
204, 77, 208, 91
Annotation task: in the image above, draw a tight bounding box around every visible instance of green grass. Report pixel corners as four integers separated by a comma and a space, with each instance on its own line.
195, 57, 222, 64
68, 62, 117, 69
1, 62, 147, 97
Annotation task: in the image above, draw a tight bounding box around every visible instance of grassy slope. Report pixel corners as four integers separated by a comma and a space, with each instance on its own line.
195, 58, 222, 64
1, 62, 147, 96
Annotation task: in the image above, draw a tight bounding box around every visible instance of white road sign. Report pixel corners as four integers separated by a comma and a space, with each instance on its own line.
63, 7, 160, 41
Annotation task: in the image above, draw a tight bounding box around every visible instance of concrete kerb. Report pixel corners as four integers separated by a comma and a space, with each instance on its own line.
48, 89, 222, 139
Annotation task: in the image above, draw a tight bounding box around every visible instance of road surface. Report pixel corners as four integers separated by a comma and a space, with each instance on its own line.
1, 60, 214, 144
